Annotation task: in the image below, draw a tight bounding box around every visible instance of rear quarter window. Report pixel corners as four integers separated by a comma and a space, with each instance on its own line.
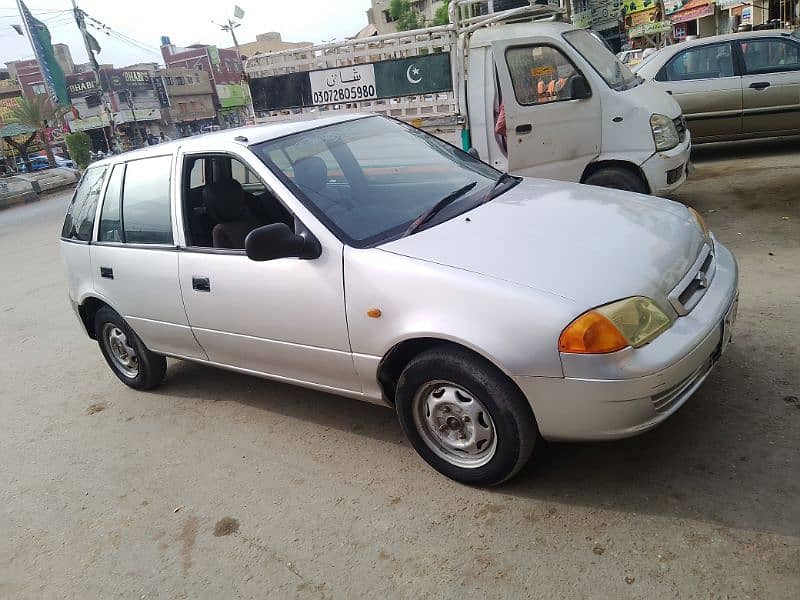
61, 166, 108, 241
121, 155, 174, 245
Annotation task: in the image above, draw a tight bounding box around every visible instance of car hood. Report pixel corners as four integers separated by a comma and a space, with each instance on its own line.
379, 179, 705, 313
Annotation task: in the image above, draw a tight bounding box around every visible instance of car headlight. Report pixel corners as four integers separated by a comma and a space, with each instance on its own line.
559, 297, 672, 354
650, 113, 679, 151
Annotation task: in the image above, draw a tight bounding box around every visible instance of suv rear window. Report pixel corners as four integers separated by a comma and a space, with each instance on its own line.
61, 166, 107, 241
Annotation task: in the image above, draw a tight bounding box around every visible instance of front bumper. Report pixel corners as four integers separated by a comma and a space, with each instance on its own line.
641, 132, 691, 196
514, 240, 738, 441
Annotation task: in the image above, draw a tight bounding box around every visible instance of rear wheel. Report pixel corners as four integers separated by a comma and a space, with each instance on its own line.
95, 306, 166, 390
395, 346, 538, 486
584, 166, 648, 194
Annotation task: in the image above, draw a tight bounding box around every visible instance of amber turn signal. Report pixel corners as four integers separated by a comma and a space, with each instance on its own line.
366, 308, 382, 318
558, 310, 628, 354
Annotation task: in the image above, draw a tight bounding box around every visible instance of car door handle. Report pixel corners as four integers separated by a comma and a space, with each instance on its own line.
192, 277, 211, 292
515, 124, 533, 134
749, 81, 770, 90
100, 267, 114, 279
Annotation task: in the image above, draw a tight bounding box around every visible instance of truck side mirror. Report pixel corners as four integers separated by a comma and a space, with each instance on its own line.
569, 75, 592, 100
467, 147, 480, 159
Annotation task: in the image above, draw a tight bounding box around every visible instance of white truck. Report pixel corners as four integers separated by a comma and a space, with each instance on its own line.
245, 0, 690, 195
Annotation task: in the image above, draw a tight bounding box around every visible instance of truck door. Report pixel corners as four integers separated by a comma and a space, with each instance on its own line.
493, 39, 601, 181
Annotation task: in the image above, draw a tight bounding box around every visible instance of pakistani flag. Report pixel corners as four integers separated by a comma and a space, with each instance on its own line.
374, 52, 452, 99
17, 0, 69, 106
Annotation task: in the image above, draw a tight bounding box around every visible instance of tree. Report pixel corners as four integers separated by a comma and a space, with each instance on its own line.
433, 0, 451, 25
65, 132, 92, 170
10, 94, 67, 169
0, 122, 37, 173
390, 0, 423, 31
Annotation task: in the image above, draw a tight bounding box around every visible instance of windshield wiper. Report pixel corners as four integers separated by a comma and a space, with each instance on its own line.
403, 181, 477, 237
482, 172, 518, 204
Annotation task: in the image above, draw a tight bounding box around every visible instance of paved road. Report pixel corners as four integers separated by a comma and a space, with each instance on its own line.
1, 140, 798, 599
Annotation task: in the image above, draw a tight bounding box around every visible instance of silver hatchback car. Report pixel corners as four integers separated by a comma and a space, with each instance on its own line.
60, 115, 739, 485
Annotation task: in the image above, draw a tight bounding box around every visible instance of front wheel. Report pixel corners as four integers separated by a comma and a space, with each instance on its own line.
95, 306, 167, 390
395, 346, 538, 486
584, 166, 648, 194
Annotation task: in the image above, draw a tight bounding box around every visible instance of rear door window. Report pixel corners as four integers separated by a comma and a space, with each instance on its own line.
121, 155, 174, 245
739, 38, 800, 74
98, 164, 125, 242
61, 166, 107, 241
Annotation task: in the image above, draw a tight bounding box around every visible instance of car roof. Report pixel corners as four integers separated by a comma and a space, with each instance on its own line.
90, 113, 367, 168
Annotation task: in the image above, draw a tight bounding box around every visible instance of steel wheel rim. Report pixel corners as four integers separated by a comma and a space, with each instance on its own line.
411, 380, 497, 469
102, 324, 139, 379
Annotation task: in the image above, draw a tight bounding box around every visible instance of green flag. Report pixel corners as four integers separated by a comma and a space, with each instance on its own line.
374, 52, 452, 99
17, 0, 69, 106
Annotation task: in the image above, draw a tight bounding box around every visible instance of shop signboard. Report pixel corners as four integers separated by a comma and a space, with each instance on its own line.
0, 97, 20, 124
620, 0, 657, 15
625, 7, 658, 27
208, 46, 221, 66
69, 113, 111, 131
216, 83, 247, 108
66, 72, 100, 99
588, 0, 622, 29
113, 108, 162, 123
152, 75, 170, 108
741, 5, 752, 23
717, 0, 744, 7
571, 9, 593, 28
629, 20, 673, 37
102, 69, 153, 92
670, 1, 714, 23
663, 0, 685, 14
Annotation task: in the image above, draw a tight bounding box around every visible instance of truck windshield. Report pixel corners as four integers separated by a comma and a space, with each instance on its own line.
253, 116, 502, 248
563, 29, 639, 91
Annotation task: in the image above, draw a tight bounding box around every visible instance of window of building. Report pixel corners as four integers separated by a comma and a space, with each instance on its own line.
383, 9, 396, 23
739, 38, 800, 74
175, 76, 185, 85
505, 45, 582, 105
98, 164, 125, 242
165, 76, 173, 85
31, 83, 46, 95
659, 43, 734, 81
121, 155, 173, 244
61, 166, 107, 241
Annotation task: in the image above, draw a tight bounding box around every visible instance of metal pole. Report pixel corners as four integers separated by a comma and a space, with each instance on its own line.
70, 0, 119, 152
222, 17, 256, 122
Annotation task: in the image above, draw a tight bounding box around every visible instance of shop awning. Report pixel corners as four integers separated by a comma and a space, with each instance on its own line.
670, 0, 715, 23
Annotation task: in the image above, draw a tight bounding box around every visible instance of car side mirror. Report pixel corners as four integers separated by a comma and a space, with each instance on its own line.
467, 147, 480, 159
245, 223, 321, 261
569, 75, 592, 100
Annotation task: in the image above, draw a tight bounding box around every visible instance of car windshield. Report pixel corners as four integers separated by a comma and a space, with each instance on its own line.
253, 116, 502, 247
563, 29, 640, 91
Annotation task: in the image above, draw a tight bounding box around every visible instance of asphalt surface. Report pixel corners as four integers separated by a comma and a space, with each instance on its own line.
1, 138, 798, 599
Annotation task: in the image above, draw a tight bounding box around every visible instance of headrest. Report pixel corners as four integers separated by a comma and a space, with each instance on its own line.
202, 179, 247, 222
293, 156, 328, 195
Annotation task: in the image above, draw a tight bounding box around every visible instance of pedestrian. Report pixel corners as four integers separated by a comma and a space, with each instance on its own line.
159, 131, 172, 143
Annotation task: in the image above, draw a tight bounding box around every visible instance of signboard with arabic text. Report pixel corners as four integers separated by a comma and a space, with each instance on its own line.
628, 20, 673, 37
620, 0, 657, 15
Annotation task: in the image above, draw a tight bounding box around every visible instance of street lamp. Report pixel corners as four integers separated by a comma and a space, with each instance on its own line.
212, 5, 256, 121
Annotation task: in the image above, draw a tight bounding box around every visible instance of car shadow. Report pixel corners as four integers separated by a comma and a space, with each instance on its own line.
691, 135, 800, 163
157, 344, 798, 539
161, 359, 403, 446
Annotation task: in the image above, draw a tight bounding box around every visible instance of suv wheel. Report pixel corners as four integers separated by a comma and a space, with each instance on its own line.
95, 306, 167, 390
395, 346, 538, 486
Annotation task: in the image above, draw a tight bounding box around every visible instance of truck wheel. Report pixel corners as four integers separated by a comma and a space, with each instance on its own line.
94, 306, 167, 390
395, 346, 538, 486
584, 167, 648, 194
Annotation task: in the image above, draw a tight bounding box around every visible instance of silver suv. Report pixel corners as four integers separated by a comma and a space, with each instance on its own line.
61, 115, 738, 485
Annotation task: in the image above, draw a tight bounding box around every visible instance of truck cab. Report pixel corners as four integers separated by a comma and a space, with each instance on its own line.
465, 21, 690, 195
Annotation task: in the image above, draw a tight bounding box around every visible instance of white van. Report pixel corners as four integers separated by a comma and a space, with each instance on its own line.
246, 2, 690, 196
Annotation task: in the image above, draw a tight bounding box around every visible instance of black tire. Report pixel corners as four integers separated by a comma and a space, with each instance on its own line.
94, 306, 167, 390
584, 166, 648, 194
395, 346, 538, 486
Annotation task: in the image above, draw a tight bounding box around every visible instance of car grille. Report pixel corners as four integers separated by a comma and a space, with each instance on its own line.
666, 164, 684, 185
652, 358, 714, 414
674, 115, 687, 143
668, 242, 716, 316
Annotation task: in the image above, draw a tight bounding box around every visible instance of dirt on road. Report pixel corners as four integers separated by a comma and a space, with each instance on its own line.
0, 138, 798, 599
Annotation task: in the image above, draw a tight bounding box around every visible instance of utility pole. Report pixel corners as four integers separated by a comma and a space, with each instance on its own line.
213, 6, 256, 123
70, 0, 119, 152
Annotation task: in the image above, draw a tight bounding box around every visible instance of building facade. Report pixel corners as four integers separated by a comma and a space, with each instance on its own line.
158, 67, 217, 136
227, 32, 312, 61
160, 38, 249, 128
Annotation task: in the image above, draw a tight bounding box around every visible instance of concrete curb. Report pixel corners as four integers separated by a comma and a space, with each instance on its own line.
1, 168, 78, 210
